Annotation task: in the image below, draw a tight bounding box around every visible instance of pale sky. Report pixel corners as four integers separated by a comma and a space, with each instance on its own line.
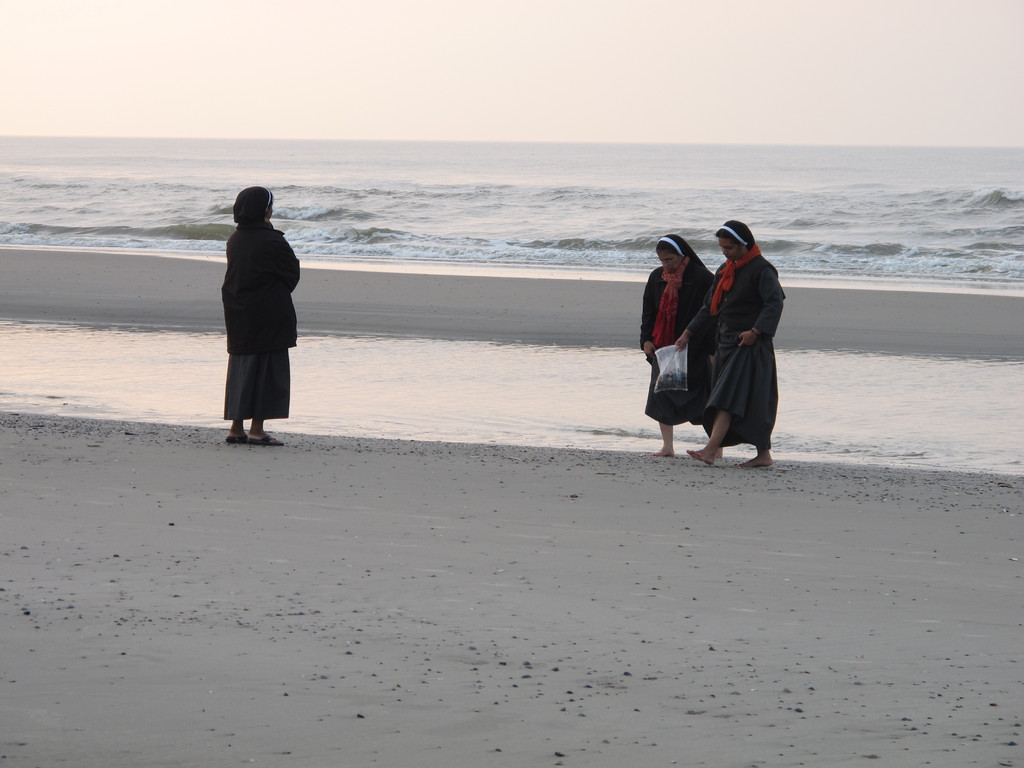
2, 0, 1021, 146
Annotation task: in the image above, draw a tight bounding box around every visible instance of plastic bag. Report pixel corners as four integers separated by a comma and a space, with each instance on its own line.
653, 345, 688, 392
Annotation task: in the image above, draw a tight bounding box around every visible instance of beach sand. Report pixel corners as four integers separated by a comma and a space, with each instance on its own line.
1, 249, 1022, 767
3, 247, 1021, 355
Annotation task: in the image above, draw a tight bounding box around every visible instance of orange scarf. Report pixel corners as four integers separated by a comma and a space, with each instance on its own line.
652, 268, 683, 347
710, 245, 761, 316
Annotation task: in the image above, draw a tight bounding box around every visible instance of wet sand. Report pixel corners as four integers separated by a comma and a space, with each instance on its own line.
1, 248, 1022, 766
2, 247, 1021, 355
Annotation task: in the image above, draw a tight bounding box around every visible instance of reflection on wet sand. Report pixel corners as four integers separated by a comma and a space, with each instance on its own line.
1, 322, 1021, 475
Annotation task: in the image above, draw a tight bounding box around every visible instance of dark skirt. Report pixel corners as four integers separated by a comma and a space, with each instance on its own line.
223, 350, 291, 421
702, 335, 778, 450
644, 352, 707, 427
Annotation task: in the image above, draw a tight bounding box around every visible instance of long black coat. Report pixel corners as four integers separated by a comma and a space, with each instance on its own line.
222, 222, 300, 355
687, 255, 785, 449
640, 260, 715, 425
640, 261, 715, 361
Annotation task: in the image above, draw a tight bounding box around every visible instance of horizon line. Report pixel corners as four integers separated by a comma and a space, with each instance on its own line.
2, 134, 1022, 151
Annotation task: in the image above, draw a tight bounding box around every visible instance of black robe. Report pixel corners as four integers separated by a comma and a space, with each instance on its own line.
687, 255, 784, 449
640, 260, 715, 425
222, 222, 300, 355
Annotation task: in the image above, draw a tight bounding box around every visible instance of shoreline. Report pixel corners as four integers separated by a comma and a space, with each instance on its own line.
4, 322, 1021, 476
2, 247, 1022, 357
8, 243, 1024, 296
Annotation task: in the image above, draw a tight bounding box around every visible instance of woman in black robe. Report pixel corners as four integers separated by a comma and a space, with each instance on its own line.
676, 221, 784, 468
640, 234, 714, 456
221, 186, 300, 446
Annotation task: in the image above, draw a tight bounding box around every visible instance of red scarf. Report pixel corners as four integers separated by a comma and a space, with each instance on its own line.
710, 244, 761, 316
652, 268, 683, 347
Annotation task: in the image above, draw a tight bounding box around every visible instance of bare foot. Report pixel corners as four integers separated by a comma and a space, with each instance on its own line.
686, 448, 716, 466
651, 447, 676, 457
737, 456, 773, 469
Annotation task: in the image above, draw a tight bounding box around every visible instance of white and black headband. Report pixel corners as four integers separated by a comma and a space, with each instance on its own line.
718, 225, 747, 246
658, 236, 685, 256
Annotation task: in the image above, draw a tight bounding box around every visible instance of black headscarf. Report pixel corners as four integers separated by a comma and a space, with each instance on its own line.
657, 234, 707, 271
715, 220, 756, 248
233, 186, 274, 225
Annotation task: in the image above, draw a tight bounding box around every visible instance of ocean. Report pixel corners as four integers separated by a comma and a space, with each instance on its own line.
1, 138, 1022, 474
1, 137, 1022, 286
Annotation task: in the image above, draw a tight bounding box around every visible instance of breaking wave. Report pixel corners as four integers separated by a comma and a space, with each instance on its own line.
2, 138, 1022, 285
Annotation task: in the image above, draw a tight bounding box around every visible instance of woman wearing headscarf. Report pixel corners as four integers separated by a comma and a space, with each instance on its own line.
675, 221, 784, 467
640, 234, 715, 457
221, 186, 300, 446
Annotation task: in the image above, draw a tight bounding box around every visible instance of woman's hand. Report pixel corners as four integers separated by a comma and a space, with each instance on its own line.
738, 329, 760, 346
675, 330, 691, 350
642, 341, 656, 357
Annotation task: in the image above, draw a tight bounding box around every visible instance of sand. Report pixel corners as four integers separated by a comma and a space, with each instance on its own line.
1, 248, 1022, 767
2, 247, 1022, 355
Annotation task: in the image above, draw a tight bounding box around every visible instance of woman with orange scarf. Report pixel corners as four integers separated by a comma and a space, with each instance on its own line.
640, 234, 714, 457
675, 221, 785, 467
